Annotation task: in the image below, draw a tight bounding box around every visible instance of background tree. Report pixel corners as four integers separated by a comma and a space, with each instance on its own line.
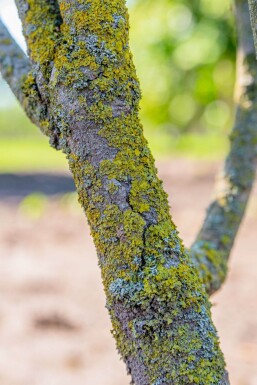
0, 0, 256, 384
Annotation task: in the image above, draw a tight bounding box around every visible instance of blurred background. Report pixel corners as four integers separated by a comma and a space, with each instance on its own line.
0, 0, 256, 384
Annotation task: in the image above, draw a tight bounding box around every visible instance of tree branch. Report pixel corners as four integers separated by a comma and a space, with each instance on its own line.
43, 2, 229, 383
0, 19, 49, 134
0, 18, 29, 102
190, 0, 257, 295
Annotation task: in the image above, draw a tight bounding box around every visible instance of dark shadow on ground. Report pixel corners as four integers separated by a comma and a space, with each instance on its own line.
0, 173, 75, 199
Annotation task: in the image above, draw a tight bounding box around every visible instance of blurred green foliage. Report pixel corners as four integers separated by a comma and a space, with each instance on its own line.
0, 0, 236, 168
0, 139, 67, 171
129, 0, 236, 136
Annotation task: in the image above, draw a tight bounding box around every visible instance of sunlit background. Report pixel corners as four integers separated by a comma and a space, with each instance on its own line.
0, 1, 257, 385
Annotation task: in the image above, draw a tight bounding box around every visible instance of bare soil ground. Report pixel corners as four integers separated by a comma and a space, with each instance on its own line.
0, 158, 256, 385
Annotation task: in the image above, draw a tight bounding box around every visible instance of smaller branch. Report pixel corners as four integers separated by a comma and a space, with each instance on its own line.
190, 0, 257, 295
0, 18, 30, 104
0, 19, 49, 134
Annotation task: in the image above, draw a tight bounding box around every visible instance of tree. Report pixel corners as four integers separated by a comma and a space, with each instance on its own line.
0, 1, 256, 384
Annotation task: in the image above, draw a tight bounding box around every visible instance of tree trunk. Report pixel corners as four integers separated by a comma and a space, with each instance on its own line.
50, 2, 226, 382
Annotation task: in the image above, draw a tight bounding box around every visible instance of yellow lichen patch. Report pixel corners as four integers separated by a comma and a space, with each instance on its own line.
24, 0, 61, 72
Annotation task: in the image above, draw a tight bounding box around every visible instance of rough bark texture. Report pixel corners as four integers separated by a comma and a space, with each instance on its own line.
3, 0, 256, 383
191, 0, 257, 295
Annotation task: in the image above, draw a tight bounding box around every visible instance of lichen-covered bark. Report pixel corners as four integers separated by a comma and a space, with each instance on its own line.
0, 0, 237, 384
15, 0, 62, 102
0, 19, 48, 131
191, 0, 257, 295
